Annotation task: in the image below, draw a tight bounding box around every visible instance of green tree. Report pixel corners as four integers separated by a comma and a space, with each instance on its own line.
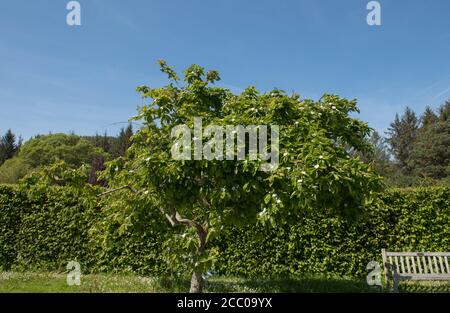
0, 157, 31, 184
112, 124, 133, 157
438, 100, 450, 122
386, 107, 418, 173
101, 61, 382, 293
357, 130, 392, 178
0, 133, 105, 183
0, 129, 21, 166
85, 132, 113, 155
409, 119, 450, 179
420, 106, 439, 129
18, 133, 103, 168
101, 131, 112, 153
88, 155, 107, 186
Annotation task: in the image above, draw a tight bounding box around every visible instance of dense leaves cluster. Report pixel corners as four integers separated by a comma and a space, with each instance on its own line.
1, 184, 449, 278
215, 186, 450, 277
381, 102, 450, 186
102, 61, 382, 291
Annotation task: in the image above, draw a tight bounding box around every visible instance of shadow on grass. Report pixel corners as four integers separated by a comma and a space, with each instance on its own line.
206, 276, 386, 293
2, 272, 448, 293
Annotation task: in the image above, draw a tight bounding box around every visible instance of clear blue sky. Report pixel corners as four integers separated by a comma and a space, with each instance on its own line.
1, 0, 450, 140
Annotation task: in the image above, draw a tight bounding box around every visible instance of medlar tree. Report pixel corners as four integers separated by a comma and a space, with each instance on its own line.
102, 60, 382, 293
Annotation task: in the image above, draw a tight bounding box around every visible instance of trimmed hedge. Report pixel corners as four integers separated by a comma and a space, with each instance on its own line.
0, 185, 449, 277
0, 184, 169, 275
0, 185, 26, 269
214, 187, 450, 277
0, 185, 100, 271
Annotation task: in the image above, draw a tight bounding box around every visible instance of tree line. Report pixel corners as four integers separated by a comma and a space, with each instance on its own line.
0, 101, 449, 187
0, 124, 133, 184
362, 100, 450, 186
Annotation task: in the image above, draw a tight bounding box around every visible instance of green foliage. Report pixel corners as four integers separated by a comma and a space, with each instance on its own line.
112, 124, 133, 158
0, 129, 21, 166
386, 107, 418, 173
18, 133, 104, 168
0, 185, 26, 269
409, 120, 450, 179
0, 134, 105, 184
381, 101, 450, 186
20, 161, 91, 187
104, 61, 382, 289
355, 130, 392, 182
88, 189, 170, 276
15, 188, 99, 272
0, 157, 31, 184
1, 184, 449, 279
85, 126, 134, 159
0, 182, 101, 272
214, 186, 450, 278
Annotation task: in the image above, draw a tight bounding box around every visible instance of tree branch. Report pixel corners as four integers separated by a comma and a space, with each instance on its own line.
97, 185, 138, 197
97, 185, 208, 245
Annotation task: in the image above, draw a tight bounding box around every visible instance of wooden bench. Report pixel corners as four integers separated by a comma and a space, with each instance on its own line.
382, 249, 450, 292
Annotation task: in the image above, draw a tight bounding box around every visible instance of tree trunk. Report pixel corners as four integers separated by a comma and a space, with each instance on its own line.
164, 210, 209, 293
189, 223, 207, 293
190, 271, 204, 293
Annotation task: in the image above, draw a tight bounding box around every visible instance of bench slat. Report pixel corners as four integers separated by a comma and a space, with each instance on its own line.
434, 256, 439, 274
382, 250, 450, 286
439, 256, 445, 274
417, 256, 422, 274
385, 252, 450, 257
422, 256, 428, 274
411, 256, 416, 274
428, 256, 434, 274
397, 274, 450, 281
400, 256, 405, 274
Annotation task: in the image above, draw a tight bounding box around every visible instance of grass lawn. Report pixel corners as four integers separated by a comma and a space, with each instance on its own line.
0, 272, 449, 293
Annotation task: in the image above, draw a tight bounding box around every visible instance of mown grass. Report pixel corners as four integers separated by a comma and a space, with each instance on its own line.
0, 272, 448, 293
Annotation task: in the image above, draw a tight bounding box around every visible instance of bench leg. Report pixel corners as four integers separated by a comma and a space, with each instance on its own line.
392, 265, 400, 293
393, 276, 399, 293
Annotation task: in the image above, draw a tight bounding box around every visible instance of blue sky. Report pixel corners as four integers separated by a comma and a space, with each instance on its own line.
1, 0, 450, 140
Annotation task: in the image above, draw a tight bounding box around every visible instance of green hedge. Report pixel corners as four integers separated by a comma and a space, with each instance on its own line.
0, 185, 26, 269
0, 185, 100, 271
214, 187, 450, 277
1, 185, 449, 278
0, 184, 169, 275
